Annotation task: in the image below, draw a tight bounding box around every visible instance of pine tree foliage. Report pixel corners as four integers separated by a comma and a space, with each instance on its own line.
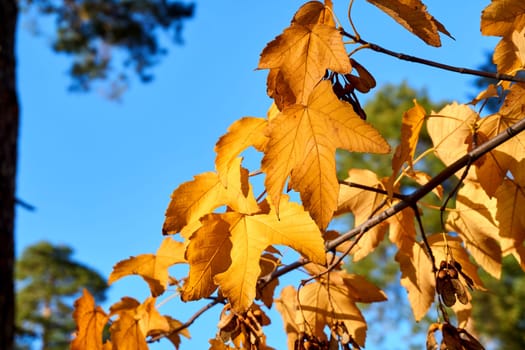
16, 241, 107, 350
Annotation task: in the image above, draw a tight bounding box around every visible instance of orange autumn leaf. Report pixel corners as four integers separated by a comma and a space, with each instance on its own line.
181, 214, 233, 301
390, 100, 426, 186
148, 316, 190, 349
262, 81, 390, 229
110, 297, 169, 350
446, 181, 502, 278
366, 0, 452, 47
214, 197, 326, 312
395, 240, 435, 321
495, 179, 525, 256
163, 157, 259, 236
481, 0, 525, 75
297, 271, 386, 346
71, 289, 109, 350
258, 2, 351, 106
336, 169, 388, 261
427, 102, 478, 175
275, 286, 302, 350
215, 117, 268, 186
108, 237, 186, 297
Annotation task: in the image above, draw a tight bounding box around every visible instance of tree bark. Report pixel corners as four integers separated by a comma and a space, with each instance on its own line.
0, 0, 19, 349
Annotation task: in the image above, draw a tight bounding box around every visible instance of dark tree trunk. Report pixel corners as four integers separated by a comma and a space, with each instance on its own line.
0, 0, 19, 349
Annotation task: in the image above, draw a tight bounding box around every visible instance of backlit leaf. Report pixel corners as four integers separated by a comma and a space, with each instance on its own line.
427, 103, 478, 174
263, 81, 389, 229
163, 157, 259, 236
71, 289, 109, 350
396, 241, 435, 321
446, 181, 502, 278
481, 0, 525, 74
110, 297, 169, 350
108, 238, 186, 297
390, 100, 426, 183
215, 197, 326, 312
182, 214, 232, 301
215, 117, 268, 186
495, 179, 525, 253
366, 0, 452, 47
258, 2, 351, 106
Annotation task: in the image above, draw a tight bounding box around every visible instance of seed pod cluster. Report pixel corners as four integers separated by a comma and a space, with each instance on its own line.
436, 260, 469, 307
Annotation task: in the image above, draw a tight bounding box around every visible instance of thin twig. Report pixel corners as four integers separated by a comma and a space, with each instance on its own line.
340, 29, 525, 84
147, 297, 223, 343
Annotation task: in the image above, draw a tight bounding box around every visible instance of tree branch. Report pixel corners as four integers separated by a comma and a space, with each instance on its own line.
260, 115, 525, 286
341, 29, 525, 84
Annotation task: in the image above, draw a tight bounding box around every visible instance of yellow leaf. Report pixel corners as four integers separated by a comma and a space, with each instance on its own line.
395, 241, 435, 321
215, 197, 326, 312
71, 289, 109, 350
446, 181, 502, 278
427, 103, 478, 175
258, 3, 351, 106
298, 281, 368, 346
215, 117, 268, 186
366, 0, 452, 47
495, 179, 525, 252
110, 312, 149, 350
182, 214, 232, 301
263, 81, 389, 229
390, 100, 426, 184
275, 286, 301, 350
108, 238, 186, 297
163, 157, 259, 236
292, 0, 335, 26
110, 298, 169, 350
481, 0, 525, 74
257, 253, 281, 308
387, 206, 417, 251
336, 169, 388, 261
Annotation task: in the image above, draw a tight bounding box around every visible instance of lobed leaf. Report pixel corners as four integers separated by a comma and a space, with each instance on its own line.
366, 0, 452, 47
71, 289, 109, 350
446, 181, 502, 278
108, 238, 186, 297
163, 157, 259, 236
263, 81, 389, 229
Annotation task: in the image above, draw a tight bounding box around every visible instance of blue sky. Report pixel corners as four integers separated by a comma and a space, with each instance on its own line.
15, 1, 498, 349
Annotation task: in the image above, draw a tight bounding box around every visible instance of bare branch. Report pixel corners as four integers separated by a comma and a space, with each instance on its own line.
341, 29, 525, 84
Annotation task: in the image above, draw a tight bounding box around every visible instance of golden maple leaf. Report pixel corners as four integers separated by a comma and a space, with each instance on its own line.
366, 0, 452, 47
215, 117, 268, 186
71, 289, 109, 350
395, 240, 435, 321
336, 169, 389, 261
427, 102, 478, 173
258, 2, 351, 107
214, 197, 326, 312
108, 237, 186, 297
262, 81, 390, 229
495, 179, 525, 260
390, 100, 426, 185
296, 271, 386, 346
481, 0, 525, 75
110, 297, 169, 349
163, 157, 259, 237
446, 181, 502, 278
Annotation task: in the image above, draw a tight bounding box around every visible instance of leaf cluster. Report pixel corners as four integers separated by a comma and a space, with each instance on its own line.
71, 1, 525, 349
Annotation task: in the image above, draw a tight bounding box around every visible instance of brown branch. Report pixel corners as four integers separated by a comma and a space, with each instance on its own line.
341, 29, 525, 84
260, 115, 525, 286
147, 297, 223, 343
